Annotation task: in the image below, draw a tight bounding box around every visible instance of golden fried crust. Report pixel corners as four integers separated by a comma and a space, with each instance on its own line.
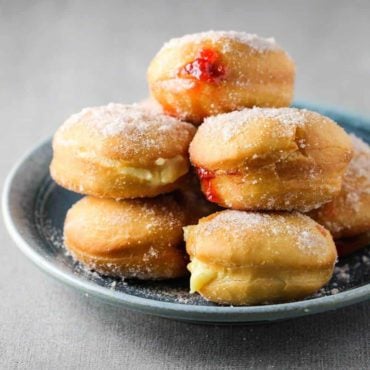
184, 210, 337, 305
148, 31, 295, 124
64, 196, 189, 279
190, 108, 353, 211
309, 135, 370, 238
50, 103, 196, 199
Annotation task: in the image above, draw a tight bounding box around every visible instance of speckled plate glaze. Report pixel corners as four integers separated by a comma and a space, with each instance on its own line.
3, 102, 370, 323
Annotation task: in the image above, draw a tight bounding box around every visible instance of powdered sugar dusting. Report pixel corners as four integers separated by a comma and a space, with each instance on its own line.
58, 103, 195, 159
40, 218, 65, 250
200, 107, 307, 141
201, 210, 271, 237
62, 103, 192, 137
71, 196, 188, 247
197, 210, 329, 256
297, 230, 328, 256
162, 31, 279, 53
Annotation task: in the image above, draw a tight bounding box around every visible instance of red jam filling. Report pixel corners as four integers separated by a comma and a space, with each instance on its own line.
196, 167, 220, 203
178, 48, 226, 83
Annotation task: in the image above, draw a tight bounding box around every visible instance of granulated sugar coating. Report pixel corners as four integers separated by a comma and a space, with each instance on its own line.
200, 210, 271, 236
161, 31, 280, 54
56, 103, 196, 161
206, 107, 307, 127
200, 107, 308, 142
62, 102, 192, 137
73, 197, 185, 234
194, 210, 330, 256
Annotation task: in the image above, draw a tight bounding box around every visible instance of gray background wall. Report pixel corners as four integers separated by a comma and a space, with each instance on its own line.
1, 1, 369, 369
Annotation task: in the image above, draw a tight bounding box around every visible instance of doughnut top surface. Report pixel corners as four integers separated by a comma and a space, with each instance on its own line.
161, 31, 280, 54
56, 103, 196, 164
202, 107, 306, 140
62, 103, 189, 137
191, 211, 328, 255
190, 107, 352, 170
64, 195, 187, 259
185, 210, 336, 268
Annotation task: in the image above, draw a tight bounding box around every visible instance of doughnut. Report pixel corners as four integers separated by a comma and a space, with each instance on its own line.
309, 134, 370, 239
148, 31, 295, 124
184, 210, 337, 305
64, 195, 189, 279
50, 103, 196, 199
190, 107, 353, 212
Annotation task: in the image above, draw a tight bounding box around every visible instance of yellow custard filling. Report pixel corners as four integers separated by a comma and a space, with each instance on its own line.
78, 153, 188, 185
188, 259, 218, 293
188, 258, 258, 293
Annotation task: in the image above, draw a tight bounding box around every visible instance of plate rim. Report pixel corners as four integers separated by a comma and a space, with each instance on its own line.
3, 101, 370, 322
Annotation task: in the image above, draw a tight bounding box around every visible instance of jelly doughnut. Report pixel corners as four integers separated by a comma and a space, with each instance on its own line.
50, 103, 196, 199
184, 210, 337, 305
309, 134, 370, 239
190, 107, 353, 212
64, 195, 189, 279
148, 31, 295, 124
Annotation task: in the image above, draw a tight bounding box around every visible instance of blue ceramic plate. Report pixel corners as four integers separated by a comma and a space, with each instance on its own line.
3, 102, 370, 323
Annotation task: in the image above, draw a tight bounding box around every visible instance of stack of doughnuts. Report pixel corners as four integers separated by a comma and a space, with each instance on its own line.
51, 31, 370, 306
51, 103, 216, 280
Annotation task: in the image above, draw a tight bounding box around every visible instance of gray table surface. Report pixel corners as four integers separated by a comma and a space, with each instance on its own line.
1, 1, 369, 369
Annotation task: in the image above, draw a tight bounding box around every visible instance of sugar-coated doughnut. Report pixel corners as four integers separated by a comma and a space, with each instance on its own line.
184, 210, 337, 305
50, 103, 196, 199
64, 195, 189, 279
309, 134, 370, 239
190, 107, 353, 212
148, 31, 295, 124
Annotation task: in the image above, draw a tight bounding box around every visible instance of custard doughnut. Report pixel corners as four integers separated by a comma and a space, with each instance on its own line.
190, 107, 353, 212
50, 103, 196, 199
64, 195, 188, 279
148, 31, 295, 124
309, 134, 370, 239
184, 210, 337, 305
